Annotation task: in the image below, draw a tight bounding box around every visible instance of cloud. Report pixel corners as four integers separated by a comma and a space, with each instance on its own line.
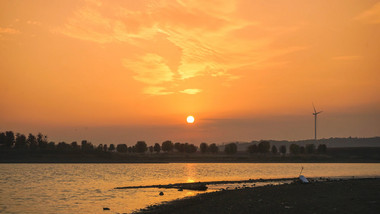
355, 2, 380, 24
179, 88, 202, 95
55, 7, 114, 43
55, 6, 156, 44
332, 55, 362, 61
55, 0, 306, 95
122, 53, 174, 85
27, 20, 41, 26
143, 86, 174, 95
0, 27, 20, 35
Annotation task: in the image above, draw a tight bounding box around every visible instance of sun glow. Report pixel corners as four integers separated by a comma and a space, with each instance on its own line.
186, 116, 195, 124
0, 0, 379, 144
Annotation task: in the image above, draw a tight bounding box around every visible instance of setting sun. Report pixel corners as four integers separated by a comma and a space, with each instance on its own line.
186, 116, 195, 124
1, 1, 380, 213
0, 0, 379, 145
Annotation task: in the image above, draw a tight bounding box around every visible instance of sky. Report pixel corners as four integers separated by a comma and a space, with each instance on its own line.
1, 0, 379, 145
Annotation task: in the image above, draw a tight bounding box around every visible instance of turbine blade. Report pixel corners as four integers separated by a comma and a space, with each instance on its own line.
312, 103, 317, 113
317, 111, 323, 114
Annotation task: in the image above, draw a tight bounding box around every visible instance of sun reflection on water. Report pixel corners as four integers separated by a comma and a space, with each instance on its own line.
2, 163, 380, 214
185, 163, 197, 183
185, 191, 196, 197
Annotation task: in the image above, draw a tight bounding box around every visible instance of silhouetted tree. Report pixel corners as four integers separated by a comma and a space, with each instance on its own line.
109, 144, 115, 152
184, 143, 197, 153
15, 133, 27, 151
271, 145, 278, 154
96, 144, 104, 152
182, 143, 187, 153
224, 143, 237, 154
149, 146, 153, 153
27, 133, 38, 151
71, 141, 80, 152
154, 143, 161, 153
0, 131, 15, 149
200, 142, 208, 154
0, 132, 5, 149
317, 144, 327, 153
116, 144, 127, 153
174, 142, 181, 152
299, 146, 305, 154
103, 144, 108, 152
81, 140, 88, 151
247, 144, 258, 154
127, 146, 132, 153
209, 143, 219, 154
182, 143, 188, 153
81, 140, 94, 152
37, 133, 48, 151
305, 144, 316, 154
258, 141, 270, 153
279, 145, 287, 155
135, 141, 147, 153
289, 144, 300, 155
57, 141, 70, 152
162, 140, 174, 152
47, 141, 56, 151
6, 131, 15, 148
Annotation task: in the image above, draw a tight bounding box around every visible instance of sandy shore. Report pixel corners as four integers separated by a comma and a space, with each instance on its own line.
135, 178, 380, 214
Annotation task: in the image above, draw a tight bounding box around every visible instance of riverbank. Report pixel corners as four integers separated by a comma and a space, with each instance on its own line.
135, 178, 380, 214
1, 148, 380, 163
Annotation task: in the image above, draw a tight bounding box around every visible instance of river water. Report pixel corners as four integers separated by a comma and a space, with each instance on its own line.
1, 163, 379, 213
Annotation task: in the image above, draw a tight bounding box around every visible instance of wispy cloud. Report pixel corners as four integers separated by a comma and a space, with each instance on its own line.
54, 5, 157, 44
55, 0, 306, 95
122, 53, 174, 85
143, 86, 174, 95
355, 2, 380, 24
179, 88, 202, 95
26, 20, 41, 26
0, 27, 20, 35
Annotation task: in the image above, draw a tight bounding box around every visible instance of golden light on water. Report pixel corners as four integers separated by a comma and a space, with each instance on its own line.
186, 191, 196, 197
185, 164, 196, 183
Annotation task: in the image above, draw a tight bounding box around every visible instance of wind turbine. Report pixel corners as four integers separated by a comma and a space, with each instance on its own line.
312, 103, 323, 141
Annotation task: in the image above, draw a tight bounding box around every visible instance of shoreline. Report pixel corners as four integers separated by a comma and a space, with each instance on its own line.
2, 148, 380, 163
134, 178, 380, 214
1, 160, 380, 163
2, 156, 380, 164
115, 177, 296, 188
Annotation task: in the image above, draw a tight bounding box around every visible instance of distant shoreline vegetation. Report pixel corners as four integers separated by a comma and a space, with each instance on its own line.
1, 131, 380, 163
0, 130, 326, 155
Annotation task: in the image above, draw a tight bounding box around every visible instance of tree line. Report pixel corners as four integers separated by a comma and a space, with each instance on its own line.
0, 131, 205, 154
0, 131, 100, 153
245, 141, 327, 155
0, 131, 326, 155
221, 141, 327, 155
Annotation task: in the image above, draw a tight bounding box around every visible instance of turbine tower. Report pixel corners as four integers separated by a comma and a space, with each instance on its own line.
312, 103, 323, 141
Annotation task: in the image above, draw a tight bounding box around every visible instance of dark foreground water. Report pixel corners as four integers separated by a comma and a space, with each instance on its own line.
1, 163, 380, 213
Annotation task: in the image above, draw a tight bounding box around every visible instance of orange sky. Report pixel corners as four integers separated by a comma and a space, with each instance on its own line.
1, 0, 379, 145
